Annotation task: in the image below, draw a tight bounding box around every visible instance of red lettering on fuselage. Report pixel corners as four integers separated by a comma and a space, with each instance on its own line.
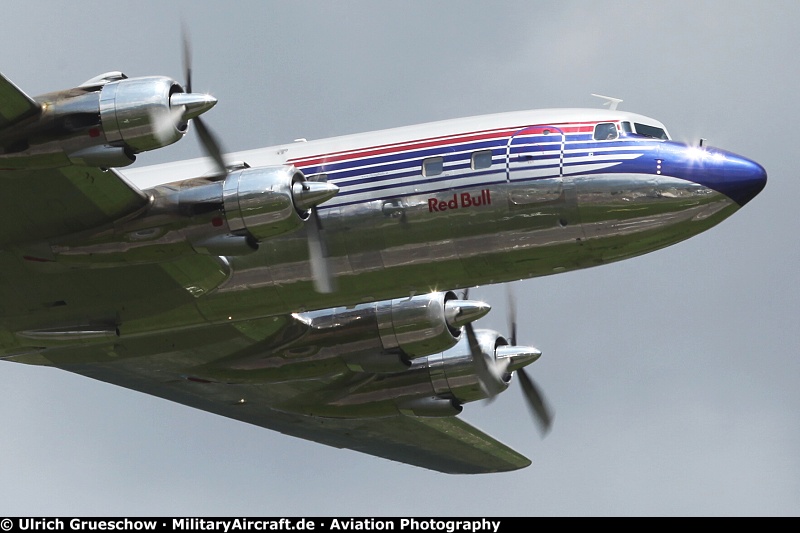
428, 190, 491, 212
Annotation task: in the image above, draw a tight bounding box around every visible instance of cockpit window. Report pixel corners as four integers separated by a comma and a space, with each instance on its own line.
633, 123, 669, 140
621, 121, 632, 133
594, 122, 618, 141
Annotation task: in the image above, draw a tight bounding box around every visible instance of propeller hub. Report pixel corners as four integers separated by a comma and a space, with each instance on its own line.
444, 299, 491, 329
496, 345, 541, 372
170, 92, 218, 122
292, 181, 339, 211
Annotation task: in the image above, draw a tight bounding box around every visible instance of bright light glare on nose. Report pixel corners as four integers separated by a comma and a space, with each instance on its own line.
686, 145, 726, 163
687, 146, 706, 160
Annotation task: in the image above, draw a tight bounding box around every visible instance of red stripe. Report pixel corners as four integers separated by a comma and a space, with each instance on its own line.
288, 120, 611, 167
288, 127, 517, 167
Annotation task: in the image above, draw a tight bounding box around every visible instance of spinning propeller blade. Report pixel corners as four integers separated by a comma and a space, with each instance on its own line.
505, 285, 554, 436
307, 207, 335, 294
179, 29, 338, 293
181, 30, 227, 179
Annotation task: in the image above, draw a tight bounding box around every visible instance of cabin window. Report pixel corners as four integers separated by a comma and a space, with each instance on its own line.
471, 150, 493, 170
633, 123, 669, 140
422, 157, 444, 177
594, 122, 618, 141
306, 173, 328, 182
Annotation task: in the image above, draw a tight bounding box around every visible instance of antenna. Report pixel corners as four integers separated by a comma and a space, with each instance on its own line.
591, 94, 623, 111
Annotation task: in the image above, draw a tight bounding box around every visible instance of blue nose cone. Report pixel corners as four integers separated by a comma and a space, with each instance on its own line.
659, 144, 767, 207
722, 153, 767, 206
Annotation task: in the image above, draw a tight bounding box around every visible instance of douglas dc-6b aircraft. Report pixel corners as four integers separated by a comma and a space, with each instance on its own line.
0, 55, 766, 473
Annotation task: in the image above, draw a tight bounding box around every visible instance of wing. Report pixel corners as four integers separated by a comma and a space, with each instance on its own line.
0, 70, 218, 248
70, 364, 530, 474
0, 165, 149, 247
0, 73, 149, 247
9, 315, 530, 475
0, 72, 39, 128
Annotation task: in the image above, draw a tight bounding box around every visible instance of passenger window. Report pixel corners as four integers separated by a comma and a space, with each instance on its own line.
594, 122, 618, 141
306, 173, 328, 182
471, 150, 493, 170
422, 157, 444, 177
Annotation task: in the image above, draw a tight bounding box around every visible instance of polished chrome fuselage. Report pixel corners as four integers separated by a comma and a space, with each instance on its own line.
1, 108, 766, 357
161, 108, 763, 327
0, 106, 768, 467
0, 69, 771, 472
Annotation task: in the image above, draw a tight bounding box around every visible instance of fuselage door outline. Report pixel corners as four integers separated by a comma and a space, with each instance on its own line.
506, 125, 565, 183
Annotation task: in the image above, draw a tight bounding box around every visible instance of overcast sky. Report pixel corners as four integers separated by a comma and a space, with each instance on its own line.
1, 0, 797, 517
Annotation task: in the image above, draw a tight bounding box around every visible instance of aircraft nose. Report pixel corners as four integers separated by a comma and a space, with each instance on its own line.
721, 153, 767, 206
659, 144, 767, 207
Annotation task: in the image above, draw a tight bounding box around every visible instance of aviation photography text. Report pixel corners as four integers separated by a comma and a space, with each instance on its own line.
3, 519, 505, 533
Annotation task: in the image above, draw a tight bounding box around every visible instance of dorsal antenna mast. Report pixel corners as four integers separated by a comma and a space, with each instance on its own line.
591, 94, 623, 111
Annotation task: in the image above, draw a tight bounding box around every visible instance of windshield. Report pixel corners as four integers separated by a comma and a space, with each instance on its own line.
633, 122, 669, 140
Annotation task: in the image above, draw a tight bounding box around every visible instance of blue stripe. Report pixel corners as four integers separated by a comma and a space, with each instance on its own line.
301, 135, 665, 208
325, 173, 507, 209
299, 138, 509, 177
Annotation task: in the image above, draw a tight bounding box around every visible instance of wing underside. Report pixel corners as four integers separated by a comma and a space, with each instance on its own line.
69, 361, 531, 474
0, 71, 530, 473
9, 315, 531, 475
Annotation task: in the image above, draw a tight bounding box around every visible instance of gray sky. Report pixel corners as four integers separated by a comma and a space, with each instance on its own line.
1, 0, 798, 517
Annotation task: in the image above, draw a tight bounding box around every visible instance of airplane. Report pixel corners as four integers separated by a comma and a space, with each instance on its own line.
0, 55, 766, 474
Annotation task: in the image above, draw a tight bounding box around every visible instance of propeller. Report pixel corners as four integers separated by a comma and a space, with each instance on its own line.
177, 29, 338, 293
292, 176, 338, 294
305, 196, 336, 294
180, 30, 227, 179
505, 285, 554, 436
462, 287, 507, 398
463, 285, 554, 437
465, 317, 508, 399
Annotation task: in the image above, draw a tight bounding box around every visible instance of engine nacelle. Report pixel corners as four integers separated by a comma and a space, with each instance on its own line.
0, 73, 214, 169
222, 166, 307, 241
376, 291, 462, 361
299, 291, 490, 373
49, 164, 339, 265
98, 75, 187, 156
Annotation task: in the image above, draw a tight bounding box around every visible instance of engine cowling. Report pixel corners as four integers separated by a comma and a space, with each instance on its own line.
97, 75, 187, 156
49, 164, 339, 265
377, 291, 464, 361
222, 166, 308, 241
428, 329, 513, 404
298, 291, 491, 373
0, 73, 215, 169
